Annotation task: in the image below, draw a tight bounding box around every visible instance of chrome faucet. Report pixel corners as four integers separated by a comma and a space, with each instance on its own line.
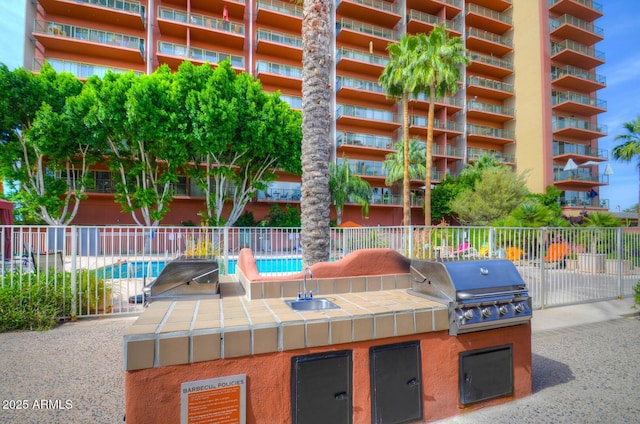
298, 267, 314, 300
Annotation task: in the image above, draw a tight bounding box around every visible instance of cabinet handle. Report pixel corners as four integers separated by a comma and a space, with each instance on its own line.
406, 378, 419, 387
334, 392, 348, 400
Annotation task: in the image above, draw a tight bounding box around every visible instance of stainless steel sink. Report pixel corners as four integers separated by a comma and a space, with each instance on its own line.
285, 298, 340, 311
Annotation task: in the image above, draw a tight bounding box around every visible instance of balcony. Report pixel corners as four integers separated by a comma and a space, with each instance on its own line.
336, 132, 394, 153
467, 101, 514, 123
157, 7, 245, 49
406, 0, 464, 21
37, 57, 143, 79
551, 64, 606, 91
553, 168, 609, 186
336, 47, 389, 77
336, 76, 391, 104
406, 9, 462, 36
433, 143, 465, 158
466, 0, 511, 12
551, 40, 605, 69
550, 14, 604, 46
256, 0, 302, 32
336, 18, 398, 52
551, 90, 606, 115
467, 147, 515, 164
336, 0, 401, 28
559, 195, 607, 209
465, 3, 512, 34
409, 116, 464, 137
157, 41, 245, 71
33, 20, 145, 63
255, 61, 302, 90
466, 75, 513, 100
409, 92, 464, 112
336, 104, 401, 131
553, 141, 607, 162
552, 116, 607, 139
339, 158, 387, 179
468, 51, 513, 78
37, 0, 146, 30
279, 94, 302, 110
256, 29, 302, 61
549, 0, 603, 22
467, 124, 515, 144
466, 27, 513, 56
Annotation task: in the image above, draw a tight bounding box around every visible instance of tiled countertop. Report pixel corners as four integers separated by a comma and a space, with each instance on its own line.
124, 287, 448, 371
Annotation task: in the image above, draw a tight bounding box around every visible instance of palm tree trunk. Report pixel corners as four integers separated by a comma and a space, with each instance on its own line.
402, 92, 410, 226
424, 85, 435, 226
300, 0, 332, 267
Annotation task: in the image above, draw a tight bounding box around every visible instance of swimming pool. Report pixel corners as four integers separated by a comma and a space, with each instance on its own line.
99, 257, 303, 278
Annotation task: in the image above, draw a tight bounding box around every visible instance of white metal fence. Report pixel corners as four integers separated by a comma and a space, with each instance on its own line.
1, 225, 638, 317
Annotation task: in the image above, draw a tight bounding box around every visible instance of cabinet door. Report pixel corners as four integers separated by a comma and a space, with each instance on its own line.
370, 342, 422, 424
291, 350, 352, 424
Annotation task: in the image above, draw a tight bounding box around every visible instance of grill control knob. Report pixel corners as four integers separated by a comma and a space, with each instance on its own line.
462, 309, 474, 320
498, 305, 509, 316
514, 303, 527, 313
481, 307, 492, 318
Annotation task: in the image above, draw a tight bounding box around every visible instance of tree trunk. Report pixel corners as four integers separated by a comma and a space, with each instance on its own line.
301, 0, 332, 267
424, 85, 435, 226
402, 92, 410, 226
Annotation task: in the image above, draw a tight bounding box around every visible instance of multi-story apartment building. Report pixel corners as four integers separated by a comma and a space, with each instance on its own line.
22, 0, 608, 226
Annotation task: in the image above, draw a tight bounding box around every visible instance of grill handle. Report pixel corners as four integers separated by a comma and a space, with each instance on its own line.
457, 289, 528, 301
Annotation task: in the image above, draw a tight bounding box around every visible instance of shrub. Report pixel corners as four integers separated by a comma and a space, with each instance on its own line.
76, 270, 112, 315
634, 281, 640, 309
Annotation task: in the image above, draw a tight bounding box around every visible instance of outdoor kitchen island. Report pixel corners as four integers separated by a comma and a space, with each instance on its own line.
123, 249, 532, 423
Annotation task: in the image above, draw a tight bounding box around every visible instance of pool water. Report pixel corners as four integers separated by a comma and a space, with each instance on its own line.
100, 257, 303, 278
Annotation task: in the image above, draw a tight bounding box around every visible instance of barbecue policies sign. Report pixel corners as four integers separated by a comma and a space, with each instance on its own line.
180, 374, 246, 424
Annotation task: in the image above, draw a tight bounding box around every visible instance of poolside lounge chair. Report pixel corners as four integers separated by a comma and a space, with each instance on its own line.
544, 242, 570, 268
445, 242, 478, 259
506, 246, 525, 262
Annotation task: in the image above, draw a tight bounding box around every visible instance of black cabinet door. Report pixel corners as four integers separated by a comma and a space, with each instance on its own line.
291, 350, 352, 424
370, 341, 422, 424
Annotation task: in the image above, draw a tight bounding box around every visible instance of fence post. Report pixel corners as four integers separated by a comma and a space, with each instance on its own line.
539, 227, 547, 309
70, 225, 78, 320
616, 227, 623, 299
407, 226, 414, 259
223, 226, 229, 276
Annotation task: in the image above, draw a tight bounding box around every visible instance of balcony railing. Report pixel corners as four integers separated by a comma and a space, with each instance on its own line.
337, 18, 398, 41
548, 0, 603, 14
552, 91, 606, 110
337, 132, 393, 149
554, 169, 608, 184
467, 124, 515, 140
551, 64, 606, 85
466, 27, 512, 48
433, 144, 464, 157
469, 52, 513, 70
553, 141, 607, 159
406, 9, 462, 33
552, 116, 607, 134
256, 0, 302, 18
76, 0, 145, 20
336, 47, 389, 67
467, 148, 515, 163
551, 40, 605, 61
337, 104, 398, 123
158, 7, 245, 35
336, 76, 386, 95
338, 158, 387, 178
340, 0, 399, 14
256, 60, 302, 79
466, 3, 512, 25
256, 29, 302, 48
550, 14, 604, 37
279, 94, 302, 109
410, 116, 464, 132
410, 92, 463, 108
36, 57, 142, 78
466, 75, 514, 93
158, 41, 244, 68
468, 101, 515, 117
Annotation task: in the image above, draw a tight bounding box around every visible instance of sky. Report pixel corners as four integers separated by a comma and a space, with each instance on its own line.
0, 0, 637, 211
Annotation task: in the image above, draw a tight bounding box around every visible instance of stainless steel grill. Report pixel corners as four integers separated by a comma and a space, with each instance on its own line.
409, 259, 532, 336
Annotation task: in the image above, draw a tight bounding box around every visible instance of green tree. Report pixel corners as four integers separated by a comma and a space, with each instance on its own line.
415, 25, 468, 225
300, 0, 332, 267
379, 35, 422, 225
613, 116, 640, 221
185, 61, 302, 226
382, 139, 426, 187
329, 159, 372, 225
0, 63, 98, 225
451, 167, 529, 225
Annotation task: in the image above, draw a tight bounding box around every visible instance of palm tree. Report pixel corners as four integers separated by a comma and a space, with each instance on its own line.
300, 0, 332, 267
613, 116, 640, 222
383, 139, 426, 188
329, 159, 372, 225
379, 34, 422, 226
415, 25, 468, 226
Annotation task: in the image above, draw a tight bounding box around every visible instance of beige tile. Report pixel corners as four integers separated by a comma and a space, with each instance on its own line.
375, 314, 395, 339
252, 326, 278, 355
126, 339, 155, 371
353, 316, 374, 342
282, 281, 300, 298
330, 319, 352, 345
433, 308, 449, 332
381, 275, 396, 290
196, 313, 219, 322
318, 279, 334, 295
160, 322, 191, 333
192, 320, 220, 330
305, 321, 329, 347
395, 274, 410, 289
350, 277, 366, 293
126, 324, 159, 335
223, 330, 251, 358
334, 278, 350, 294
395, 311, 415, 336
263, 281, 282, 299
282, 323, 305, 350
159, 336, 189, 367
415, 310, 434, 333
366, 276, 381, 292
192, 333, 221, 363
249, 282, 263, 300
173, 301, 197, 310
166, 310, 195, 323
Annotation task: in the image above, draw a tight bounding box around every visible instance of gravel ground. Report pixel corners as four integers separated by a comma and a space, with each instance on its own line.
0, 315, 638, 424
